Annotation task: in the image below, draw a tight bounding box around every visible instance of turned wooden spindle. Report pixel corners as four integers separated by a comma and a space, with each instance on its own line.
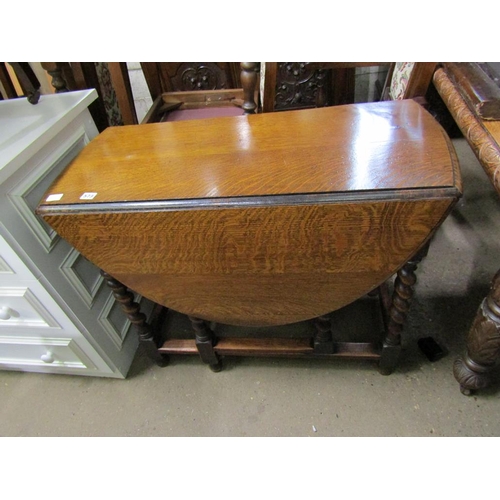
100, 270, 168, 366
454, 270, 500, 395
188, 316, 222, 372
379, 246, 428, 374
41, 62, 69, 93
313, 313, 334, 354
240, 62, 259, 114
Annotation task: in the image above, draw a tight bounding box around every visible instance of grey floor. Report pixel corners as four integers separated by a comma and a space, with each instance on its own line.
1, 138, 500, 437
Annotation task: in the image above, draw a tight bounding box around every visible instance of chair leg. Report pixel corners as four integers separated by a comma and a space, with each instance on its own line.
189, 316, 222, 372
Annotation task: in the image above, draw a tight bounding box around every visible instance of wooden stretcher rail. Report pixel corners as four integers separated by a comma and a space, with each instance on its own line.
159, 338, 381, 359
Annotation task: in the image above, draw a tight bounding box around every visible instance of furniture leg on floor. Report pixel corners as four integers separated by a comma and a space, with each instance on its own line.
101, 271, 169, 367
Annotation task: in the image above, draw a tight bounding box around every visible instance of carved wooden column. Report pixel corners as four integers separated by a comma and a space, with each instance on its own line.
379, 245, 428, 374
101, 271, 168, 366
454, 270, 500, 394
188, 316, 222, 372
240, 62, 259, 114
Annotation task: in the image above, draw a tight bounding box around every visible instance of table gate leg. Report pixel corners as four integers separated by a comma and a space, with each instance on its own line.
101, 271, 168, 367
313, 313, 334, 354
379, 245, 428, 375
189, 316, 222, 372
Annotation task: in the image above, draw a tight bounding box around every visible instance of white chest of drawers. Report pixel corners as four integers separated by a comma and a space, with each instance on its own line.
0, 90, 146, 377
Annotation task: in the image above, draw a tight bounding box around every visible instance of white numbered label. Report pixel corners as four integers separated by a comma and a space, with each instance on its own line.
46, 194, 63, 202
80, 192, 98, 200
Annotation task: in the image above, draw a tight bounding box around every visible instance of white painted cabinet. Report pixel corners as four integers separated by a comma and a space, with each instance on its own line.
0, 90, 148, 377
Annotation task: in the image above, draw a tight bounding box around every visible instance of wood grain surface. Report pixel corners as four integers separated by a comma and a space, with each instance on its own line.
44, 198, 455, 326
39, 100, 458, 207
434, 68, 500, 195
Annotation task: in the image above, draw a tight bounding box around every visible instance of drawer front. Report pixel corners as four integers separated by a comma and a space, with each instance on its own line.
0, 232, 37, 282
0, 282, 79, 334
0, 335, 99, 372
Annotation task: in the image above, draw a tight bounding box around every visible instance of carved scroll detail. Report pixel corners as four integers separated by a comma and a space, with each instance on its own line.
453, 271, 500, 394
174, 63, 227, 91
275, 63, 326, 110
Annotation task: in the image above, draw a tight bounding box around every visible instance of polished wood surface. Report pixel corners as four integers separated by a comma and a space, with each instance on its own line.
42, 198, 453, 326
442, 62, 500, 120
39, 100, 458, 207
38, 100, 462, 328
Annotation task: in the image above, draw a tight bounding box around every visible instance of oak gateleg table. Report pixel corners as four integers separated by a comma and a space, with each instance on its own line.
37, 99, 462, 374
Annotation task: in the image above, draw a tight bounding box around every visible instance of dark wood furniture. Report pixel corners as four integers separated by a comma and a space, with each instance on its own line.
0, 63, 41, 103
261, 63, 390, 112
37, 99, 461, 373
112, 62, 252, 124
380, 62, 437, 102
433, 62, 500, 394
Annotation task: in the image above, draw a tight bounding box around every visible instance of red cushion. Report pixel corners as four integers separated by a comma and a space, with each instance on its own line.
164, 107, 245, 122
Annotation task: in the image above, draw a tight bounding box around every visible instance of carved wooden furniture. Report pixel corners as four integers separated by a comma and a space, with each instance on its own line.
0, 63, 41, 104
260, 63, 389, 112
0, 89, 147, 377
433, 62, 500, 394
36, 99, 462, 373
380, 62, 437, 102
40, 62, 131, 131
113, 62, 251, 124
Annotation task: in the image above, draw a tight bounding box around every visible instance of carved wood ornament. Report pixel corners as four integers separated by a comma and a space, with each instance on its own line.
275, 63, 327, 110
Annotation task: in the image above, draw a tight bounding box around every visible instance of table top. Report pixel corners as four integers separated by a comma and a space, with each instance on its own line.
39, 99, 461, 212
0, 89, 97, 183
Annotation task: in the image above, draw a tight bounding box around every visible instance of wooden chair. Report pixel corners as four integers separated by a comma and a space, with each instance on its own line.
109, 62, 260, 124
259, 62, 390, 113
0, 62, 41, 104
380, 62, 437, 102
39, 62, 132, 131
254, 62, 436, 114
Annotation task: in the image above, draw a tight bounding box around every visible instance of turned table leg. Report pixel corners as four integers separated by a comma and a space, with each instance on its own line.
454, 270, 500, 395
379, 245, 428, 375
188, 316, 222, 372
101, 271, 168, 367
313, 313, 334, 354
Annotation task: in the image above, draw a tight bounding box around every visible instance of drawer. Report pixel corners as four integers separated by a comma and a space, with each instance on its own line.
0, 232, 37, 282
0, 335, 98, 372
0, 283, 78, 334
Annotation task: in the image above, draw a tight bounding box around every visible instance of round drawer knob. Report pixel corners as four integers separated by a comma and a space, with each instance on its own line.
0, 306, 11, 320
41, 352, 55, 363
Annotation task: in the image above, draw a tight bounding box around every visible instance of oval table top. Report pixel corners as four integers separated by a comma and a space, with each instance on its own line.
39, 99, 460, 212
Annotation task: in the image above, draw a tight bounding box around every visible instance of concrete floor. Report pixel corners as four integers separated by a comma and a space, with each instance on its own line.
1, 138, 500, 437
